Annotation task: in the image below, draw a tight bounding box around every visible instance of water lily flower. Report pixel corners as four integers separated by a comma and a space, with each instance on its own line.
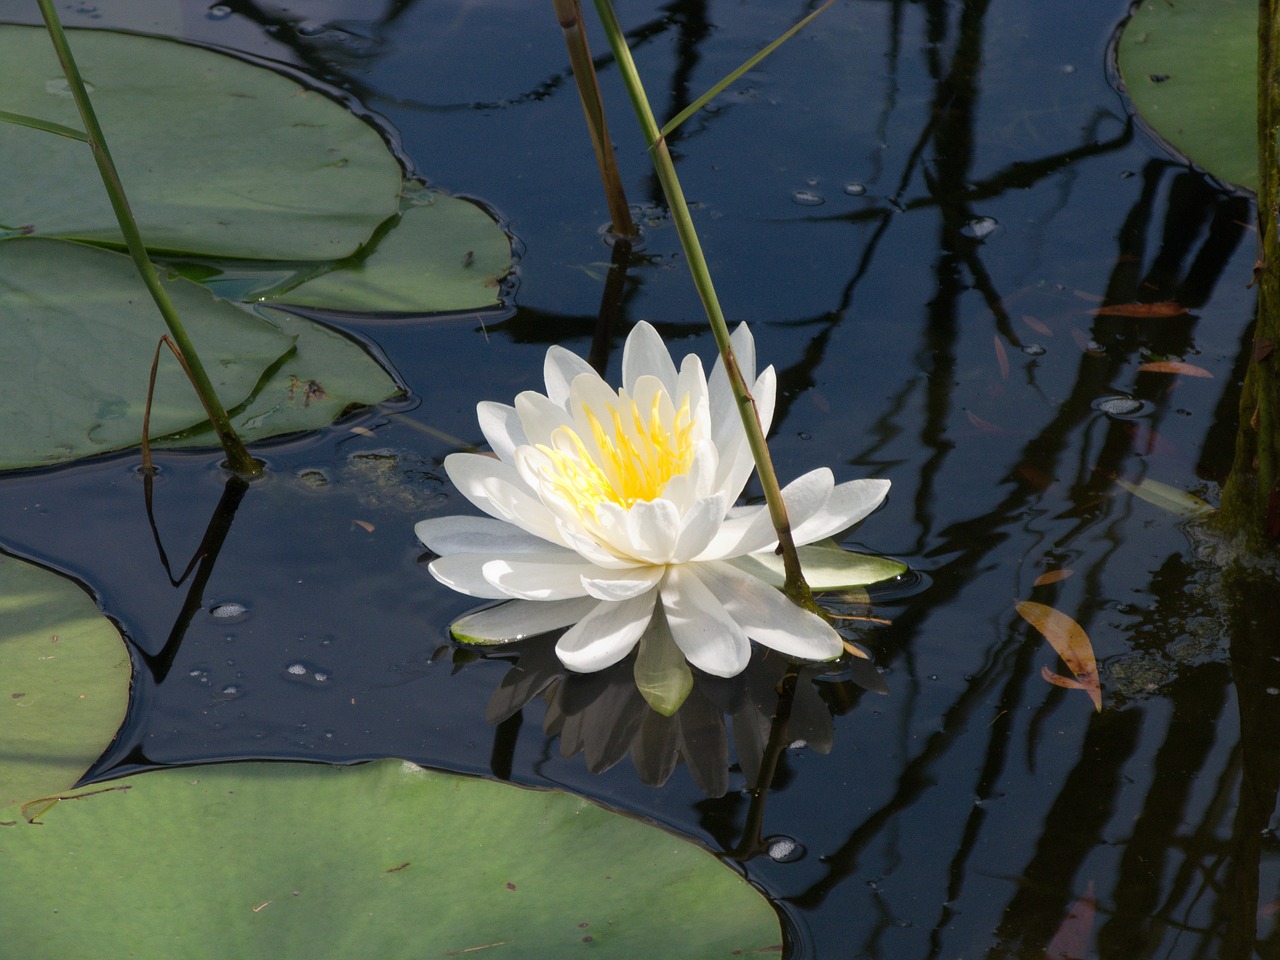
415, 322, 889, 680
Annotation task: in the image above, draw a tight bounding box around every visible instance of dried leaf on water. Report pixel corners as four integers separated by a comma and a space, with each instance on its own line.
1016, 600, 1102, 711
1032, 569, 1074, 587
1136, 360, 1213, 378
1090, 301, 1188, 318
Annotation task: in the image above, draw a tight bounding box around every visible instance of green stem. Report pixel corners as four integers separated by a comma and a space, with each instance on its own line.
592, 0, 813, 606
553, 0, 637, 238
36, 1, 261, 477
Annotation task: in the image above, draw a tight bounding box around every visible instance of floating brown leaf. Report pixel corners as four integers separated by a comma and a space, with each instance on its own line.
1033, 569, 1074, 587
1137, 360, 1213, 378
1090, 301, 1188, 318
1017, 600, 1101, 711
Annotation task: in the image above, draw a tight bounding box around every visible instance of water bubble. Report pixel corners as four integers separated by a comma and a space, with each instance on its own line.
220, 684, 241, 697
766, 836, 805, 862
1060, 64, 1076, 74
283, 660, 332, 686
209, 602, 247, 620
1021, 344, 1047, 357
1091, 395, 1152, 419
962, 216, 999, 239
843, 182, 867, 196
789, 739, 808, 750
207, 5, 232, 19
791, 190, 825, 206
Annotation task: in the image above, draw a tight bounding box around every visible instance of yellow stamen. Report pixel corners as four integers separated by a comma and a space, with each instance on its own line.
536, 390, 695, 519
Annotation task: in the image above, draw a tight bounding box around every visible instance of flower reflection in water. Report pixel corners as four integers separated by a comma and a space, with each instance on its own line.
475, 636, 887, 801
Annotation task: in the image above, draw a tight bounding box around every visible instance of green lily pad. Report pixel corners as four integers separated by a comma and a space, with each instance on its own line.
730, 542, 908, 591
266, 183, 511, 312
0, 553, 130, 811
0, 760, 781, 958
0, 238, 403, 468
0, 24, 401, 258
0, 237, 291, 469
161, 306, 401, 448
1117, 0, 1257, 191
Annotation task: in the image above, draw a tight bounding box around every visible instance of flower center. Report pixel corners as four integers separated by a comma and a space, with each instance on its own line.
538, 390, 694, 516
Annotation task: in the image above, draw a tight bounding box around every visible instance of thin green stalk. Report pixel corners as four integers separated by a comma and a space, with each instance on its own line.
592, 0, 813, 607
36, 1, 261, 477
553, 0, 637, 237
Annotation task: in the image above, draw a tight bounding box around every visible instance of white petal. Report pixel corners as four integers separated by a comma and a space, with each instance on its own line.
624, 498, 681, 563
482, 556, 598, 600
514, 389, 573, 446
476, 402, 526, 464
581, 565, 665, 601
694, 467, 836, 560
428, 554, 515, 599
415, 515, 556, 556
675, 354, 709, 422
660, 565, 750, 677
712, 365, 777, 501
622, 321, 678, 396
556, 589, 659, 672
453, 596, 601, 642
544, 344, 597, 407
708, 322, 757, 430
789, 478, 892, 545
694, 502, 774, 560
554, 515, 640, 569
444, 453, 561, 542
696, 560, 843, 660
672, 493, 727, 563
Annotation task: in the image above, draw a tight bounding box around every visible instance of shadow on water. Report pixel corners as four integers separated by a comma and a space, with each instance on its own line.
2, 0, 1278, 957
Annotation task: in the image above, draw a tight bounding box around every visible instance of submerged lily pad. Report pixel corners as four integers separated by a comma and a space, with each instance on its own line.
0, 24, 401, 259
1117, 0, 1256, 190
0, 553, 130, 810
0, 760, 781, 957
267, 183, 511, 312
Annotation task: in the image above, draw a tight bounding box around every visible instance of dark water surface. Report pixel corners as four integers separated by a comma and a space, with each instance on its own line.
4, 1, 1277, 957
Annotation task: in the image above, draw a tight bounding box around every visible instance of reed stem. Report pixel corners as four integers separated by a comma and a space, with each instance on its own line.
591, 0, 813, 606
36, 1, 261, 477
